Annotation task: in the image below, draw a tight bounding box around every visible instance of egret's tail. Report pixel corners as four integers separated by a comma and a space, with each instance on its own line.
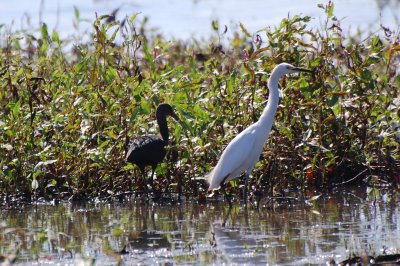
207, 168, 221, 190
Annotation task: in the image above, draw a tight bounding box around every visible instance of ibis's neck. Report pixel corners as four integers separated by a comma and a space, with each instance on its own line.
258, 77, 280, 134
157, 116, 169, 143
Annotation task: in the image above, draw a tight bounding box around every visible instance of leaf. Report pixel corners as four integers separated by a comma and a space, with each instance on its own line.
371, 35, 380, 47
326, 95, 339, 107
74, 6, 80, 20
52, 30, 60, 45
1, 143, 13, 151
239, 22, 251, 38
11, 100, 21, 119
327, 2, 334, 17
40, 23, 49, 41
302, 102, 317, 107
129, 13, 140, 24
211, 20, 219, 31
309, 194, 321, 201
104, 67, 117, 83
324, 91, 350, 96
311, 210, 321, 215
361, 69, 372, 80
249, 47, 270, 60
242, 63, 255, 80
395, 75, 400, 88
32, 179, 39, 190
34, 160, 58, 170
40, 42, 48, 56
325, 156, 337, 168
109, 27, 120, 42
140, 99, 151, 114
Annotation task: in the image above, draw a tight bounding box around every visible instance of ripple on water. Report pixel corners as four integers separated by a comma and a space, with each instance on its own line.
2, 188, 400, 265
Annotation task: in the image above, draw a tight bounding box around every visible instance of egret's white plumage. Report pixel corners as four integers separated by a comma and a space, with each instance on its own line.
208, 63, 312, 204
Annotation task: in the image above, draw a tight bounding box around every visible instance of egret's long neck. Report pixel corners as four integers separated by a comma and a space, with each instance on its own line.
258, 76, 280, 134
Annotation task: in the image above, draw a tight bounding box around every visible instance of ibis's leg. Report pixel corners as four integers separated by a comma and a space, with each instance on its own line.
244, 172, 250, 205
139, 167, 148, 196
149, 166, 156, 193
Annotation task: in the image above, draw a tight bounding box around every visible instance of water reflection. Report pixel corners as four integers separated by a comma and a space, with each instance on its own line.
0, 188, 399, 265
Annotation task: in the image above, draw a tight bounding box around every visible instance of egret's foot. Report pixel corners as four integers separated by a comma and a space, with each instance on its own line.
243, 186, 248, 206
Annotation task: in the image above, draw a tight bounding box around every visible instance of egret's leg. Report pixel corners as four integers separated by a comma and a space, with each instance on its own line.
220, 175, 232, 208
244, 172, 250, 205
221, 183, 232, 208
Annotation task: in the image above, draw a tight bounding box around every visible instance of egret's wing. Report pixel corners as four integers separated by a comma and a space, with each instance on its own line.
208, 125, 258, 189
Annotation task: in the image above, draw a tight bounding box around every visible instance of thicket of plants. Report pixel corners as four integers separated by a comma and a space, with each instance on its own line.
0, 3, 399, 203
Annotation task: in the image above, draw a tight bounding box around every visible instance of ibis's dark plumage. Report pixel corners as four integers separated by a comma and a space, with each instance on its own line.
126, 104, 179, 192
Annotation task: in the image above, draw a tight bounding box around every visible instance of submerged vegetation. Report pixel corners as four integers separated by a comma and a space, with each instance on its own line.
0, 2, 399, 203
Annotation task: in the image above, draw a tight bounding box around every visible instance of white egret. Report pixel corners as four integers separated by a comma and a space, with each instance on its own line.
208, 63, 312, 206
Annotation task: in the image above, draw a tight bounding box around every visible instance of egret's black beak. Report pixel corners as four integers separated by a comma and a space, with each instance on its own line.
293, 67, 313, 74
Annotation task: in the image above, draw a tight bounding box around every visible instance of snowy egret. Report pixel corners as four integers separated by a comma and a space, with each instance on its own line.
208, 63, 312, 206
126, 103, 179, 193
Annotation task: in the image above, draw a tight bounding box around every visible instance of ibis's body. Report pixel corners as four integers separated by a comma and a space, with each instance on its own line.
127, 104, 179, 192
126, 135, 167, 173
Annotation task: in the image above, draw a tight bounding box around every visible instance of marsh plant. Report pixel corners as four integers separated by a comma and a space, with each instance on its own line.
0, 3, 399, 203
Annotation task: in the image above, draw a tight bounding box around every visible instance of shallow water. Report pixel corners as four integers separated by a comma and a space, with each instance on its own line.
1, 188, 399, 265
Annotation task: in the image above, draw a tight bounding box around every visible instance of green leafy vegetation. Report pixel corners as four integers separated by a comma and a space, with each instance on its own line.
0, 3, 399, 203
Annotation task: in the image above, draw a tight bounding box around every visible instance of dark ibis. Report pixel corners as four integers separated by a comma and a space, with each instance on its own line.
126, 103, 179, 193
